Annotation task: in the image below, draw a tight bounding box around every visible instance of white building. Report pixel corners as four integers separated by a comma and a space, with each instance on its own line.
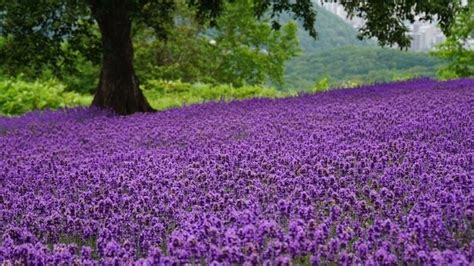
407, 21, 446, 51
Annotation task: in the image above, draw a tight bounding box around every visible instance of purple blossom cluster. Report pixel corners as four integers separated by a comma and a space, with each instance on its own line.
0, 79, 473, 265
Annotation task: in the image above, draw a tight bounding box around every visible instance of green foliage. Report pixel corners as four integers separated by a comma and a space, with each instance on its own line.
0, 54, 99, 95
58, 57, 99, 94
285, 46, 445, 91
0, 77, 289, 115
311, 76, 330, 93
132, 6, 216, 84
0, 0, 316, 80
338, 1, 462, 49
0, 1, 100, 77
432, 1, 474, 78
134, 0, 301, 87
211, 1, 300, 86
142, 80, 290, 110
0, 77, 92, 116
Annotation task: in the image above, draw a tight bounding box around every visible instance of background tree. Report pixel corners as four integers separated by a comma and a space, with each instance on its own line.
432, 1, 474, 78
0, 0, 463, 115
134, 0, 299, 87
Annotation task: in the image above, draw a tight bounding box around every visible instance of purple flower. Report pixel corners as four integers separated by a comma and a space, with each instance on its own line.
0, 79, 472, 264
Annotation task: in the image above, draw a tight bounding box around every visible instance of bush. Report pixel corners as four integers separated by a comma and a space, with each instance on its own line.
0, 77, 91, 116
143, 80, 290, 110
311, 77, 330, 93
0, 77, 289, 116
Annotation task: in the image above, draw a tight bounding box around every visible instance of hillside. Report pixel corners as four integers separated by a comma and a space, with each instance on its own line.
285, 46, 445, 90
283, 6, 445, 90
293, 6, 373, 52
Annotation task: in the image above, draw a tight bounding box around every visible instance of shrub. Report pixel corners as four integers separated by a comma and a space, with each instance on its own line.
0, 77, 91, 116
311, 76, 330, 93
142, 79, 289, 110
0, 77, 288, 116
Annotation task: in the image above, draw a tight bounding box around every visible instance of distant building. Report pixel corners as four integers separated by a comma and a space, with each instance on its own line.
407, 21, 446, 51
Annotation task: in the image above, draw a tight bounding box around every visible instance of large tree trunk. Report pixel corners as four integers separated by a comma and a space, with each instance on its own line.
90, 3, 154, 115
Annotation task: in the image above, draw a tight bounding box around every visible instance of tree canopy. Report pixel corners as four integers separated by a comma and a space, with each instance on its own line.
432, 1, 474, 78
0, 0, 314, 77
134, 0, 300, 87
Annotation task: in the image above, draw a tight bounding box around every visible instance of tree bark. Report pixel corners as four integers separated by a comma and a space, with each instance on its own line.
90, 2, 154, 115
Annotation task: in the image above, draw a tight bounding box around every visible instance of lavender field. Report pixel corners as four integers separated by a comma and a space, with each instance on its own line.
0, 79, 473, 265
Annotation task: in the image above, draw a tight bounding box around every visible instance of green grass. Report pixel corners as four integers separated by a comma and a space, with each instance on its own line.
143, 80, 291, 110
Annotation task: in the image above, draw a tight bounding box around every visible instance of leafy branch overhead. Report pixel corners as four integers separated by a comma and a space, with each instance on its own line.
339, 0, 461, 49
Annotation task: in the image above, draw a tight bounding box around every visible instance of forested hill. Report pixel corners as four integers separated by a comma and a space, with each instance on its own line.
294, 6, 373, 53
283, 6, 445, 90
285, 46, 445, 90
